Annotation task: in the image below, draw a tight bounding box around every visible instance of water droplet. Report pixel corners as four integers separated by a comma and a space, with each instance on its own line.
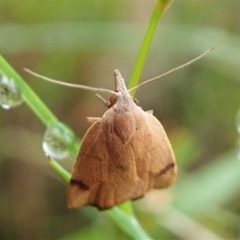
236, 138, 240, 161
236, 110, 240, 160
42, 122, 76, 160
0, 75, 23, 109
236, 110, 240, 134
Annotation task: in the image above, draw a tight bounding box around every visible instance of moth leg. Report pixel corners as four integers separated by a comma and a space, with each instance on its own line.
96, 94, 111, 108
134, 98, 139, 105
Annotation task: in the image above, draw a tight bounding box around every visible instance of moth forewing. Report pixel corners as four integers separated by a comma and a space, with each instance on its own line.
67, 119, 104, 209
144, 112, 177, 189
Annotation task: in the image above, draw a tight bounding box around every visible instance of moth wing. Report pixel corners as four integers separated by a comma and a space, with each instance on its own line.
67, 120, 107, 209
129, 109, 177, 197
67, 117, 143, 210
144, 112, 177, 189
88, 142, 143, 210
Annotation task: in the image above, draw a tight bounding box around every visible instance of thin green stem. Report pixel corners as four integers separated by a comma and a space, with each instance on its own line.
106, 207, 153, 240
0, 55, 57, 126
49, 159, 72, 183
128, 0, 172, 97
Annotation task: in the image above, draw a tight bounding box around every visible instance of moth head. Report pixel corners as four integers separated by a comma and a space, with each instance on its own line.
114, 69, 130, 94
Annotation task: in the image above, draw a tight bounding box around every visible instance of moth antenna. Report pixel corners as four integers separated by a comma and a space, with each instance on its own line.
128, 40, 223, 93
24, 68, 117, 95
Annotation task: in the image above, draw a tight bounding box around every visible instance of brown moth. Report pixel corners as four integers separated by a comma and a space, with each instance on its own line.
67, 70, 177, 210
25, 41, 221, 210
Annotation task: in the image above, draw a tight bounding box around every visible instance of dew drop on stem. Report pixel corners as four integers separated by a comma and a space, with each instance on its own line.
0, 75, 23, 109
235, 110, 240, 160
42, 122, 75, 161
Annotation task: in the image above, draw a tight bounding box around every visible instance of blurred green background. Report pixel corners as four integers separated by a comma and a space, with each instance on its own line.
1, 0, 240, 239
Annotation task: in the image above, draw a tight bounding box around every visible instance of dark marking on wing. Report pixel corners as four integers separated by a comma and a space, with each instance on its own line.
70, 179, 89, 191
158, 163, 175, 176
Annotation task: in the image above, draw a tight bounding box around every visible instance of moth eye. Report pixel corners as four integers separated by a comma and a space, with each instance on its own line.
109, 95, 117, 107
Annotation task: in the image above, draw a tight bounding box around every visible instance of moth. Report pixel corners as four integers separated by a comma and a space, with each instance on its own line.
25, 41, 221, 210
67, 69, 177, 210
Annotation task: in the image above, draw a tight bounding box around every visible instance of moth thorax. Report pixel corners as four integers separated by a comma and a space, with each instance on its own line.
114, 91, 135, 112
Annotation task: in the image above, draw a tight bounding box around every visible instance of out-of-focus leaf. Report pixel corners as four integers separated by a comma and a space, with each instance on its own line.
173, 151, 240, 215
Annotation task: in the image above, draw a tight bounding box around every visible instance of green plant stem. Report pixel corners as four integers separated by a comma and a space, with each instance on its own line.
128, 0, 172, 97
106, 207, 153, 240
49, 159, 72, 183
0, 55, 57, 126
